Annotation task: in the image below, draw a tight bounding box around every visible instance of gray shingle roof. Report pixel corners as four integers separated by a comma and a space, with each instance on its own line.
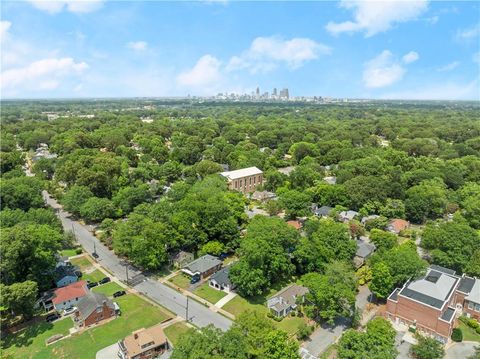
210, 266, 232, 287
314, 206, 332, 216
183, 255, 222, 275
54, 266, 79, 281
457, 276, 476, 294
76, 292, 114, 322
355, 240, 376, 258
440, 307, 455, 322
466, 279, 480, 305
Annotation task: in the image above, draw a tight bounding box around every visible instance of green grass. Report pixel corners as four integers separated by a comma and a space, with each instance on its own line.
92, 282, 124, 297
60, 249, 79, 258
273, 316, 306, 335
2, 294, 173, 359
193, 283, 227, 304
1, 317, 73, 359
164, 322, 191, 347
82, 269, 105, 283
458, 321, 480, 342
70, 257, 92, 271
223, 295, 268, 318
168, 273, 191, 289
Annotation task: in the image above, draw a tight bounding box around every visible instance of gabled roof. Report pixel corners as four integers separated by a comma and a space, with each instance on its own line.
388, 219, 410, 232
355, 240, 376, 258
52, 281, 88, 305
183, 255, 222, 274
269, 284, 308, 309
339, 210, 358, 220
122, 324, 168, 357
220, 167, 263, 180
314, 206, 332, 216
210, 266, 232, 287
76, 292, 114, 321
54, 265, 78, 281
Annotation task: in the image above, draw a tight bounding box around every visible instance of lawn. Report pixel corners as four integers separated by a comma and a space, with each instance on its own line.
2, 294, 173, 359
193, 283, 227, 304
223, 295, 268, 318
458, 321, 480, 342
273, 316, 306, 335
70, 257, 92, 271
82, 269, 105, 283
1, 317, 73, 359
92, 282, 124, 297
168, 273, 191, 290
164, 322, 191, 347
60, 249, 79, 258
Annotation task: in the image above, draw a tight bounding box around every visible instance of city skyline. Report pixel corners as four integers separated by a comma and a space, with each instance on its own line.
1, 1, 479, 100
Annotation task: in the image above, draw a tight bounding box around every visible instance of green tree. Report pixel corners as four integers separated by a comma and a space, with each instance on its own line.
369, 229, 398, 252
369, 262, 394, 299
1, 281, 38, 320
0, 177, 44, 211
263, 330, 300, 359
410, 335, 445, 359
278, 189, 312, 218
405, 179, 448, 223
80, 197, 118, 223
62, 185, 94, 216
200, 241, 225, 256
112, 184, 152, 215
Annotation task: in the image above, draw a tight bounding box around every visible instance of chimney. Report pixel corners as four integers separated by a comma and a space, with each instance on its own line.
134, 333, 138, 340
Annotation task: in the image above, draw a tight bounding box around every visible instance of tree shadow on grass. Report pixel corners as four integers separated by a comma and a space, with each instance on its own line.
1, 321, 53, 350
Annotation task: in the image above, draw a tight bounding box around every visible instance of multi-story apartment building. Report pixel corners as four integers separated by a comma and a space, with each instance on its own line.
386, 265, 479, 343
220, 166, 263, 194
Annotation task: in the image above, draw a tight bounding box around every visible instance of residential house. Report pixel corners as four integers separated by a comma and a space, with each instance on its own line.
354, 240, 376, 268
361, 215, 380, 225
277, 166, 296, 176
387, 219, 410, 234
209, 266, 235, 293
118, 324, 170, 359
386, 265, 480, 343
74, 292, 116, 328
170, 251, 194, 269
220, 167, 263, 194
50, 280, 89, 312
312, 205, 333, 218
250, 190, 276, 202
287, 220, 302, 231
339, 210, 359, 222
323, 176, 337, 185
182, 254, 222, 279
54, 265, 80, 288
267, 284, 309, 317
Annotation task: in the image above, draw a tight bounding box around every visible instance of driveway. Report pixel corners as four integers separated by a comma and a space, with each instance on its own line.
445, 342, 477, 359
96, 343, 118, 359
303, 317, 350, 357
44, 191, 232, 332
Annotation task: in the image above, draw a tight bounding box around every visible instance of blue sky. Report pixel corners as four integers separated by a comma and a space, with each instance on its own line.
1, 0, 479, 99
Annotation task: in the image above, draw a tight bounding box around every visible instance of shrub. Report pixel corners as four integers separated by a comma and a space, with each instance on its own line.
468, 318, 479, 329
297, 322, 314, 340
459, 315, 469, 325
451, 328, 463, 342
290, 311, 296, 317
476, 327, 480, 335
75, 248, 83, 255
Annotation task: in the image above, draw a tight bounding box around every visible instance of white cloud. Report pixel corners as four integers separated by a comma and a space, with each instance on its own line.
0, 21, 11, 41
1, 57, 88, 91
226, 36, 330, 73
363, 50, 406, 88
381, 80, 479, 100
402, 51, 419, 64
27, 1, 103, 14
437, 61, 460, 72
326, 0, 429, 37
127, 41, 148, 51
176, 55, 222, 89
456, 24, 480, 40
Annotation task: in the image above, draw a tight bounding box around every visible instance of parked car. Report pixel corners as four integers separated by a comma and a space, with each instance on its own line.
46, 313, 60, 322
113, 290, 126, 298
190, 274, 201, 284
219, 253, 228, 261
63, 307, 76, 315
92, 252, 99, 259
75, 270, 82, 277
99, 277, 111, 284
87, 282, 98, 289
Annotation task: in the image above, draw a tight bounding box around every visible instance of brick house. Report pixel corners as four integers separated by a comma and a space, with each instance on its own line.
118, 324, 170, 359
456, 277, 480, 321
386, 265, 480, 343
387, 219, 410, 234
220, 167, 263, 194
181, 254, 222, 279
74, 292, 116, 328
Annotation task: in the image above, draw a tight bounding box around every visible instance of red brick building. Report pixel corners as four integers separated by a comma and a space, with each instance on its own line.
220, 167, 263, 194
74, 292, 116, 328
386, 265, 479, 343
118, 324, 169, 359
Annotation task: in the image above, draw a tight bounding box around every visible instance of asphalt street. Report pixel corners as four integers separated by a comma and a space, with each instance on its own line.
44, 191, 232, 331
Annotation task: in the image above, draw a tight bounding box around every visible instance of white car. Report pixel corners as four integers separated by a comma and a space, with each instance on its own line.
63, 307, 76, 315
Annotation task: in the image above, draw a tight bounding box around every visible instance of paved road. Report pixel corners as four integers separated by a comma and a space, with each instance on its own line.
43, 191, 232, 331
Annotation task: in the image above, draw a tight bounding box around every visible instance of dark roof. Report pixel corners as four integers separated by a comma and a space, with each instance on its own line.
430, 265, 456, 276
54, 266, 78, 281
355, 240, 376, 258
400, 287, 444, 309
458, 277, 476, 294
440, 307, 455, 322
183, 255, 222, 274
210, 266, 232, 287
76, 292, 114, 321
314, 206, 332, 216
389, 288, 400, 302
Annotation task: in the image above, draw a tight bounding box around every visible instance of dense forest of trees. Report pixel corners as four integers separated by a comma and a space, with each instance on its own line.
1, 99, 479, 357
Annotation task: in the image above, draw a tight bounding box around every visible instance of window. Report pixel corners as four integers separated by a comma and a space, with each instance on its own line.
96, 307, 103, 313
249, 177, 252, 184
468, 301, 474, 310
253, 177, 256, 184
475, 303, 480, 312
234, 181, 237, 188
239, 179, 242, 186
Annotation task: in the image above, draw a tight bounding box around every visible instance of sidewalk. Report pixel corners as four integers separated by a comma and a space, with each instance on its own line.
214, 292, 237, 308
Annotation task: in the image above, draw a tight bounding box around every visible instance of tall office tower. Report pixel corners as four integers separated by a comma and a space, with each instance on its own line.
272, 88, 277, 97
256, 87, 260, 98
279, 88, 289, 99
